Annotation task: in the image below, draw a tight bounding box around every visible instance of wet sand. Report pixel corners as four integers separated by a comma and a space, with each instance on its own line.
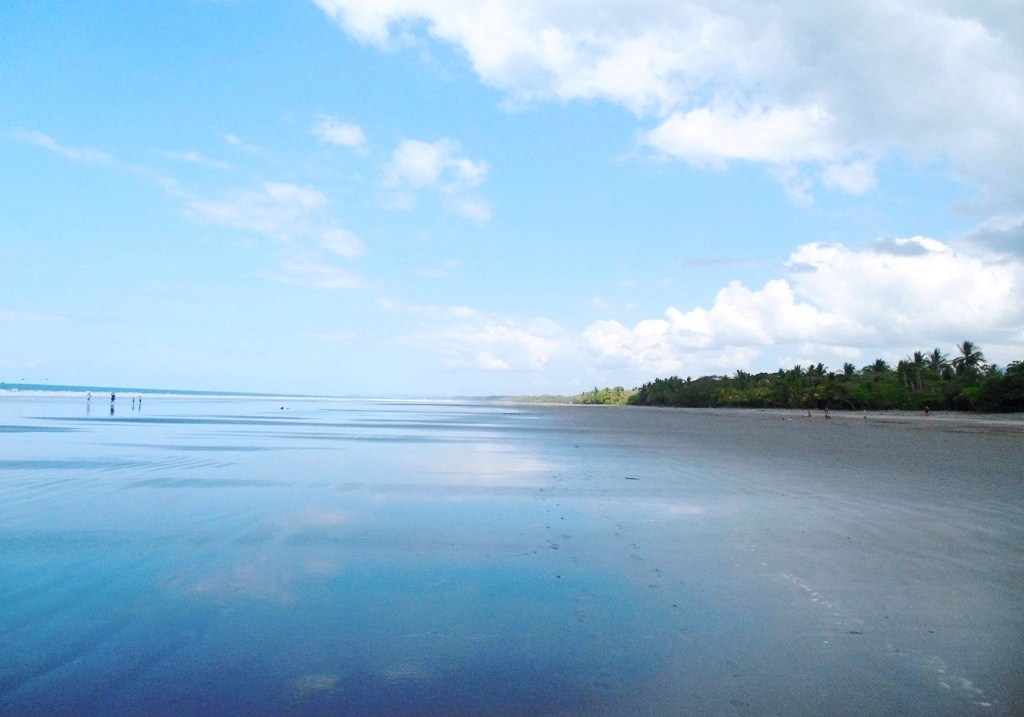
532, 405, 1024, 715
1, 398, 1021, 715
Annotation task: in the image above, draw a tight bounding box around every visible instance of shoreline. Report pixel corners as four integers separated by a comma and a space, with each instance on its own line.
505, 399, 1024, 429
7, 389, 1023, 434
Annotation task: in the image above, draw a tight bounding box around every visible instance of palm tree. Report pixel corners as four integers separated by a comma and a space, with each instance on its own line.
897, 359, 913, 389
906, 350, 927, 392
733, 369, 751, 389
928, 348, 949, 377
860, 358, 891, 384
952, 340, 985, 375
864, 358, 890, 373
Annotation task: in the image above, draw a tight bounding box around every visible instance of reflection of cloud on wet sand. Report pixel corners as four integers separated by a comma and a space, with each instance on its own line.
631, 501, 707, 517
181, 510, 355, 602
291, 673, 339, 699
278, 509, 354, 530
392, 441, 553, 486
191, 560, 298, 603
186, 552, 345, 603
383, 663, 434, 682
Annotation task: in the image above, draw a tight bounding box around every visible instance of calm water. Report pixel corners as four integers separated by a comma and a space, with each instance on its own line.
1, 396, 1021, 715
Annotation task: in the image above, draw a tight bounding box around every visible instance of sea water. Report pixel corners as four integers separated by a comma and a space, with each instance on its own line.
1, 396, 1021, 715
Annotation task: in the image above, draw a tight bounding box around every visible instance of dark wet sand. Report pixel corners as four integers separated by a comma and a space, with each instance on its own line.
531, 406, 1024, 716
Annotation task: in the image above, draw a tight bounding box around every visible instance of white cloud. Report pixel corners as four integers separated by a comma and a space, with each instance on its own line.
157, 149, 232, 170
225, 133, 261, 153
186, 182, 327, 236
314, 0, 1024, 209
185, 182, 366, 287
10, 128, 117, 166
12, 129, 366, 291
273, 259, 364, 289
384, 138, 487, 188
317, 227, 364, 258
313, 116, 368, 152
582, 237, 1024, 378
10, 127, 190, 199
770, 165, 815, 206
477, 352, 511, 371
822, 159, 877, 195
381, 138, 491, 219
0, 308, 66, 322
447, 196, 492, 222
786, 238, 1022, 341
381, 301, 568, 372
641, 104, 837, 168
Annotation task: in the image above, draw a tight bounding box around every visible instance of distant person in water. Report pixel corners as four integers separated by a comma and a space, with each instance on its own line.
111, 392, 115, 403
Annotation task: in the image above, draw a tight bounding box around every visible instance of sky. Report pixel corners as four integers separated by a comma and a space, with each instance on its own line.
2, 0, 1023, 397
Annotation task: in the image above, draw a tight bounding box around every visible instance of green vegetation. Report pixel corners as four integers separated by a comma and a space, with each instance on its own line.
620, 341, 1024, 412
571, 386, 635, 405
509, 342, 1022, 412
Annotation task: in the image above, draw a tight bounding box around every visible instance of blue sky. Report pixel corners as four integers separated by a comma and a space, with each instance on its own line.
2, 0, 1023, 396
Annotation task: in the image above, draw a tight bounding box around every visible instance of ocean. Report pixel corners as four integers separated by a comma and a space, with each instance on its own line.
1, 394, 1022, 715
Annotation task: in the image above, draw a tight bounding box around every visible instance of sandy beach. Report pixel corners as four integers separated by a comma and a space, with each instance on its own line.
1, 397, 1021, 715
529, 405, 1024, 715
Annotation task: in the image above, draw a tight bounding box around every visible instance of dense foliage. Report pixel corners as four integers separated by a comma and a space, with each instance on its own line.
626, 342, 1024, 412
571, 386, 635, 405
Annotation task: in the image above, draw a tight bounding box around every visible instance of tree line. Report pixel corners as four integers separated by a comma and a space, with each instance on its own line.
577, 341, 1024, 412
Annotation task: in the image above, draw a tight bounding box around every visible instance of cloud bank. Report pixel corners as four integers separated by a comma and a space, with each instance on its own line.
583, 237, 1024, 380
313, 0, 1024, 211
380, 300, 567, 373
